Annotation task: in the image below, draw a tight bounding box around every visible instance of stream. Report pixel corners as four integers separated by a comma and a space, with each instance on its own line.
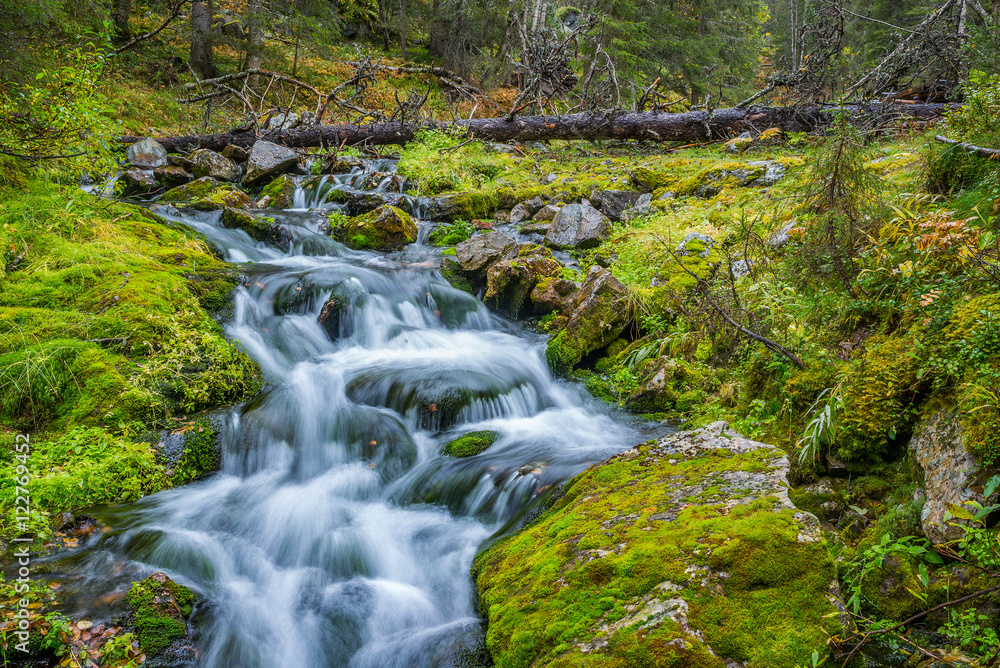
43, 160, 667, 667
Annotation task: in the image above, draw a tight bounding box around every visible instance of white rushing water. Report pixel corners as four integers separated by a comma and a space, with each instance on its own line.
52, 161, 661, 667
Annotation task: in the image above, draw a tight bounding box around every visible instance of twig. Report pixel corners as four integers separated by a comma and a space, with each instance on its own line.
111, 0, 193, 56
839, 583, 1000, 667
668, 248, 807, 369
935, 134, 1000, 159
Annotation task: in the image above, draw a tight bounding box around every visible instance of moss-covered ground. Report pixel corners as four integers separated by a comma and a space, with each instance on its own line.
0, 179, 261, 546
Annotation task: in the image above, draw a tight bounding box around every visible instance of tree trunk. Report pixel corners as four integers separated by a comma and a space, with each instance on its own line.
399, 0, 408, 61
245, 0, 266, 74
125, 104, 954, 153
113, 0, 132, 42
190, 0, 218, 79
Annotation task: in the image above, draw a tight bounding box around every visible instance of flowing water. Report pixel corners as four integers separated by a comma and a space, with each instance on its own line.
44, 161, 667, 667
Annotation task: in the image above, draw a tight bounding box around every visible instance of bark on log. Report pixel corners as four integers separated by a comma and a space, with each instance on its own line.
935, 134, 1000, 159
123, 104, 954, 154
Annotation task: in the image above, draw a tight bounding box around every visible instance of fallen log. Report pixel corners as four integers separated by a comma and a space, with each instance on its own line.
935, 134, 1000, 160
123, 103, 954, 154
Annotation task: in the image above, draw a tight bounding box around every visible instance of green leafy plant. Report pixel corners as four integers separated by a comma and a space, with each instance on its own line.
796, 386, 843, 465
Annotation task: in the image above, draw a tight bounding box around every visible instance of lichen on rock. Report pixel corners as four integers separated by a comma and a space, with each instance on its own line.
331, 205, 418, 251
473, 421, 843, 668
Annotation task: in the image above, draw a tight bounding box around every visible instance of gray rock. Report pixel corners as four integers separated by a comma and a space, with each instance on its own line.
520, 220, 553, 235
530, 277, 578, 315
298, 111, 317, 127
221, 144, 249, 162
542, 173, 558, 185
530, 142, 550, 152
658, 191, 676, 200
532, 204, 561, 221
153, 165, 192, 189
767, 221, 797, 247
676, 232, 716, 257
119, 169, 158, 197
188, 149, 239, 182
730, 258, 754, 279
526, 196, 545, 214
909, 411, 985, 545
509, 203, 531, 225
590, 189, 642, 221
486, 143, 518, 154
243, 140, 300, 187
621, 193, 654, 222
268, 111, 299, 130
747, 160, 787, 186
126, 137, 168, 169
455, 231, 518, 274
544, 203, 611, 250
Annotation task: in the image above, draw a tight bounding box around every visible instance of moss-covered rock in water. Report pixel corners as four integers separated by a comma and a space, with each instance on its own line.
221, 207, 291, 248
332, 205, 418, 251
444, 430, 499, 457
158, 177, 253, 211
171, 419, 222, 484
440, 257, 477, 295
126, 572, 196, 658
259, 174, 298, 209
485, 255, 562, 317
473, 422, 843, 668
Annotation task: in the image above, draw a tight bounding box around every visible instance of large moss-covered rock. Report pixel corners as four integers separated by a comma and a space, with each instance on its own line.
259, 174, 298, 209
126, 572, 196, 660
221, 207, 292, 248
332, 205, 418, 251
546, 267, 631, 374
426, 192, 496, 222
118, 169, 158, 197
485, 246, 562, 317
158, 177, 253, 211
473, 421, 842, 668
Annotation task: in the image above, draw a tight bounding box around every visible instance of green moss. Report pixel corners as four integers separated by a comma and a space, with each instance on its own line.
126, 574, 195, 656
546, 329, 583, 375
332, 205, 418, 251
159, 177, 252, 210
259, 174, 298, 208
439, 258, 477, 294
430, 220, 475, 245
473, 438, 839, 668
443, 430, 499, 457
171, 420, 221, 484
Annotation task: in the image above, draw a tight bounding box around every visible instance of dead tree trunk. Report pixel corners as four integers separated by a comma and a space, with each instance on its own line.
124, 104, 954, 153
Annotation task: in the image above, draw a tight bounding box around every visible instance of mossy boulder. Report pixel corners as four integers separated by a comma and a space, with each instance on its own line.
473, 421, 843, 668
126, 572, 196, 659
652, 232, 721, 293
485, 254, 562, 317
158, 177, 253, 211
332, 205, 418, 251
221, 207, 292, 248
427, 192, 497, 222
546, 267, 631, 374
630, 164, 676, 191
440, 257, 477, 295
444, 430, 499, 457
259, 174, 298, 209
456, 231, 519, 275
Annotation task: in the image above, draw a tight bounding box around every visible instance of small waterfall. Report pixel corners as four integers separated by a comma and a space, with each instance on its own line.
46, 158, 664, 668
